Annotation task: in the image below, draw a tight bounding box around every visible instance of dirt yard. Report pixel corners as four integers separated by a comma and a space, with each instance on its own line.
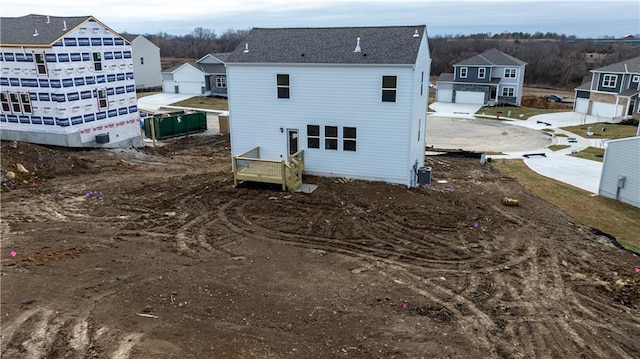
1, 134, 639, 358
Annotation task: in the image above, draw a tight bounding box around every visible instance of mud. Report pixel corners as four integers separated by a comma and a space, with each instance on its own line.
1, 135, 639, 358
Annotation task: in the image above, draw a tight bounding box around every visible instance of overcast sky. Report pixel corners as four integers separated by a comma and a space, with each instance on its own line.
1, 0, 638, 38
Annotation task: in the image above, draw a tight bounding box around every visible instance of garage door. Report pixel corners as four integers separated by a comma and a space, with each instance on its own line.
574, 98, 589, 113
177, 82, 203, 95
590, 102, 623, 118
455, 91, 485, 105
436, 89, 452, 102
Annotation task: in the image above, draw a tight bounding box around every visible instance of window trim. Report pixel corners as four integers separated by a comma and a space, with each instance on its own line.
216, 77, 227, 88
92, 52, 102, 72
478, 68, 486, 79
96, 88, 108, 109
632, 75, 640, 83
276, 74, 290, 99
381, 75, 397, 103
307, 125, 320, 149
343, 127, 357, 152
501, 87, 515, 97
35, 52, 47, 75
602, 74, 617, 88
504, 68, 517, 78
20, 92, 32, 114
1, 92, 11, 113
324, 125, 338, 150
460, 67, 468, 79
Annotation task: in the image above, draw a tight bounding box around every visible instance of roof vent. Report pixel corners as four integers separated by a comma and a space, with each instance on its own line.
413, 29, 420, 38
46, 16, 50, 24
243, 43, 249, 53
33, 29, 39, 37
63, 20, 67, 31
354, 37, 361, 53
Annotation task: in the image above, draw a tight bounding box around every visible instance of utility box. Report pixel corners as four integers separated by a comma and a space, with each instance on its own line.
95, 133, 110, 144
417, 166, 431, 185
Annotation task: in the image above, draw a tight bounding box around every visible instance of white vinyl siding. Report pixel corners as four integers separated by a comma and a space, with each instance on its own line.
227, 64, 415, 185
599, 137, 640, 208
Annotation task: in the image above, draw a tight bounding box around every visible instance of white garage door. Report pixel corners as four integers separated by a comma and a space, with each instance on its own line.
436, 89, 452, 102
177, 82, 203, 95
590, 102, 623, 118
455, 91, 485, 105
574, 98, 589, 113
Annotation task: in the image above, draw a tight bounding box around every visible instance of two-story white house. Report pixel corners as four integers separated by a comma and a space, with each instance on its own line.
122, 34, 162, 91
0, 14, 142, 148
226, 26, 430, 188
574, 56, 640, 120
436, 49, 527, 106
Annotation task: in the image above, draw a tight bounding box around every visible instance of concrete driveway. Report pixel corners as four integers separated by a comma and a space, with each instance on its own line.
427, 103, 606, 194
137, 93, 195, 112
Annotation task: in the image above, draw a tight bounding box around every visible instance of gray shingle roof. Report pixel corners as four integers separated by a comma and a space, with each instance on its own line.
455, 48, 526, 67
226, 25, 426, 65
592, 56, 640, 73
575, 82, 591, 91
0, 14, 92, 46
162, 62, 226, 74
209, 52, 231, 63
437, 73, 454, 82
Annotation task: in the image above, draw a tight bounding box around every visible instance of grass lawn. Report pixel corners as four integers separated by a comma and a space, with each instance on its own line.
570, 146, 605, 162
548, 144, 571, 151
560, 123, 639, 140
476, 106, 569, 120
170, 96, 228, 111
492, 159, 640, 253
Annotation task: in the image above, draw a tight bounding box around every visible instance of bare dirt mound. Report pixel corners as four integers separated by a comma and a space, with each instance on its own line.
1, 134, 639, 358
521, 95, 573, 110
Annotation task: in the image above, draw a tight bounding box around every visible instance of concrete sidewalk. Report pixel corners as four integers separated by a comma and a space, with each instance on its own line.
137, 93, 195, 112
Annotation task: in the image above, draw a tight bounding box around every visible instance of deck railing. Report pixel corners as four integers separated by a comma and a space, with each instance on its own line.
232, 146, 305, 191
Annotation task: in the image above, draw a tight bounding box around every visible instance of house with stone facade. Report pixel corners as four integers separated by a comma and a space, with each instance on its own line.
436, 49, 526, 106
574, 56, 640, 120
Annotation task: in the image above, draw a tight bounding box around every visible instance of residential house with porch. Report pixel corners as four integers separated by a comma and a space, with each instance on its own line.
574, 56, 640, 120
436, 48, 526, 106
226, 25, 430, 189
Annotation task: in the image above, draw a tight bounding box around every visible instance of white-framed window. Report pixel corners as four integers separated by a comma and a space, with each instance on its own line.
277, 74, 290, 99
602, 74, 617, 88
632, 75, 640, 83
35, 53, 47, 75
307, 125, 320, 149
478, 68, 486, 79
96, 88, 108, 109
92, 52, 102, 71
382, 75, 397, 102
343, 127, 357, 151
504, 68, 517, 78
325, 126, 338, 150
216, 77, 227, 88
20, 93, 32, 113
502, 87, 515, 97
460, 67, 468, 78
140, 57, 144, 65
0, 93, 10, 112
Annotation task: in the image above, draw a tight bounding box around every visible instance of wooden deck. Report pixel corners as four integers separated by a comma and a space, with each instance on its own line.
233, 147, 304, 191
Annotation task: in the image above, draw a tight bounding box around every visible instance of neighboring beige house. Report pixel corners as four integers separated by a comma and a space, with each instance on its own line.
122, 34, 161, 90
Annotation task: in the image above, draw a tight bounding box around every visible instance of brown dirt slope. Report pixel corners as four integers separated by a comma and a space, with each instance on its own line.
1, 135, 639, 358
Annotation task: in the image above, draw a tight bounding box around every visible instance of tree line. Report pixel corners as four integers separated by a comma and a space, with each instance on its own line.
137, 28, 640, 89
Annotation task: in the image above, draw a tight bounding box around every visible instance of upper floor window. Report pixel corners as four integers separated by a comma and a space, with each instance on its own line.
478, 68, 486, 79
504, 68, 517, 78
632, 75, 640, 83
96, 88, 108, 109
420, 71, 424, 96
35, 53, 47, 75
140, 57, 144, 65
602, 74, 617, 88
93, 52, 102, 71
460, 67, 468, 78
277, 74, 290, 99
382, 75, 397, 102
502, 87, 515, 97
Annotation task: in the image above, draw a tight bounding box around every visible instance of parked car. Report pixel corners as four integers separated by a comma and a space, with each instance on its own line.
544, 94, 563, 102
